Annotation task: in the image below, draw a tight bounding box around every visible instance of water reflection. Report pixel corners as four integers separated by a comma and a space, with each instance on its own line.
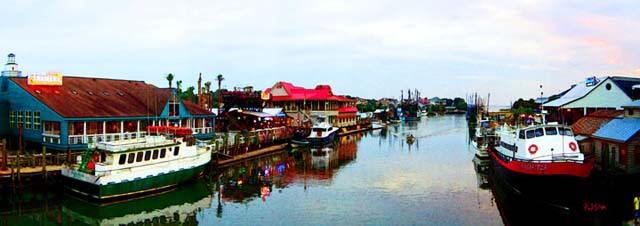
61, 180, 211, 225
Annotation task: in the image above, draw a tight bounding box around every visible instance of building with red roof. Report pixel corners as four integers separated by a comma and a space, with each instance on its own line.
0, 54, 215, 152
262, 82, 357, 128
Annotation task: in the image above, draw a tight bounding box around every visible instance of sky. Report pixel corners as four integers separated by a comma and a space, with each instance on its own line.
1, 0, 640, 105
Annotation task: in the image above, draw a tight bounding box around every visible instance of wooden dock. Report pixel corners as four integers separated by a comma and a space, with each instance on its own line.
216, 143, 289, 167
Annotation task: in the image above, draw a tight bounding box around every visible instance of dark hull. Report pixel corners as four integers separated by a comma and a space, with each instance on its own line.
307, 132, 336, 146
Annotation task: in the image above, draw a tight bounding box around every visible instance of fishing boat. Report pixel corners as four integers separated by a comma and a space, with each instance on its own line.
306, 116, 339, 146
488, 123, 594, 194
471, 119, 497, 159
61, 126, 213, 200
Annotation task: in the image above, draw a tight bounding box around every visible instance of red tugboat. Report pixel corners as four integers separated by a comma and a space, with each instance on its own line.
488, 123, 594, 197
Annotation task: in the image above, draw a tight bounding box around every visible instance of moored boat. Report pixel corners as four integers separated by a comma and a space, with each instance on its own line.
61, 127, 213, 200
471, 119, 497, 160
488, 123, 594, 195
306, 116, 339, 146
290, 128, 310, 147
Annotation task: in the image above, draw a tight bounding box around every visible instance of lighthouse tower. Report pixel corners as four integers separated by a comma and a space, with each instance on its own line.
1, 53, 22, 77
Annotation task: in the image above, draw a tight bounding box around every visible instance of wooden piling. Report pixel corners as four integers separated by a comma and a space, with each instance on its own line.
42, 146, 47, 182
1, 139, 6, 171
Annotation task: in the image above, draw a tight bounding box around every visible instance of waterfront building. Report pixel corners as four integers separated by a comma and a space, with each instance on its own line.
262, 82, 358, 128
590, 100, 640, 174
570, 110, 623, 159
0, 54, 215, 152
544, 76, 640, 125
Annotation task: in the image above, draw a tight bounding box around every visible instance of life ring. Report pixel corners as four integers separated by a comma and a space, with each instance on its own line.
528, 144, 538, 154
569, 142, 577, 151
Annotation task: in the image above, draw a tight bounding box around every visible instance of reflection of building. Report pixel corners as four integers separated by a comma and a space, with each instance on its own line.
0, 54, 215, 151
263, 82, 358, 128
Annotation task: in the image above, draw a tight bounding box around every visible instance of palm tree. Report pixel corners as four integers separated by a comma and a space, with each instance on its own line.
216, 74, 225, 114
166, 73, 174, 89
204, 81, 212, 110
176, 80, 182, 94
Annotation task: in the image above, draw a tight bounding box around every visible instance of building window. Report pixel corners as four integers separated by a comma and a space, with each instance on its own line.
17, 111, 23, 127
9, 111, 16, 128
33, 111, 41, 130
43, 121, 61, 135
606, 83, 612, 91
25, 111, 32, 129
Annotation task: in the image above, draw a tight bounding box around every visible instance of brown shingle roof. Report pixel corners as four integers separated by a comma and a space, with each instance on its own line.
11, 76, 172, 118
571, 109, 623, 136
183, 100, 214, 115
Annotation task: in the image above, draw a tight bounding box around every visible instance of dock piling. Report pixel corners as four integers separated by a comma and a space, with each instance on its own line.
42, 146, 47, 182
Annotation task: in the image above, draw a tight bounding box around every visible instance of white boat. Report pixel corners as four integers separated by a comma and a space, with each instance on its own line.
489, 123, 594, 186
61, 128, 213, 200
306, 116, 339, 146
471, 119, 497, 159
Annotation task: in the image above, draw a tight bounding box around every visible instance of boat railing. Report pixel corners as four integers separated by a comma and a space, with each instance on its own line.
494, 149, 585, 164
96, 136, 176, 152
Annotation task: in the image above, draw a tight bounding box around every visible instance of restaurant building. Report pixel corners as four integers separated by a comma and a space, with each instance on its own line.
0, 54, 215, 152
262, 82, 358, 128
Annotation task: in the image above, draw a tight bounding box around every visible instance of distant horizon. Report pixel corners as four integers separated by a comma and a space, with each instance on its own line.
3, 1, 639, 105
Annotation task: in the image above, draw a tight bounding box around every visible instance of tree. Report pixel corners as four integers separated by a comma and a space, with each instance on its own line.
185, 86, 196, 103
216, 74, 225, 114
166, 73, 174, 89
176, 80, 182, 94
205, 81, 212, 109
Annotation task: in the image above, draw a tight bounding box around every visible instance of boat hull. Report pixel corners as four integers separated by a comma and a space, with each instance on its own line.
62, 164, 207, 200
307, 131, 336, 146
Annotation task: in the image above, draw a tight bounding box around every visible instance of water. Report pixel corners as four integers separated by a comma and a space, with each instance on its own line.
1, 115, 635, 225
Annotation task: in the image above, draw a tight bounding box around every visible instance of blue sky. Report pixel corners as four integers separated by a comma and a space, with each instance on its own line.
2, 0, 639, 105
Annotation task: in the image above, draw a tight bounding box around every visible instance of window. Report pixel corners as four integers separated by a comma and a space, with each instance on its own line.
174, 146, 180, 156
9, 111, 16, 128
605, 83, 612, 91
17, 111, 23, 127
127, 153, 135, 164
559, 127, 574, 136
152, 149, 159, 159
534, 128, 544, 137
25, 111, 32, 129
136, 152, 143, 162
526, 130, 536, 139
160, 148, 166, 158
144, 150, 151, 161
119, 154, 126, 165
33, 111, 41, 130
545, 127, 557, 136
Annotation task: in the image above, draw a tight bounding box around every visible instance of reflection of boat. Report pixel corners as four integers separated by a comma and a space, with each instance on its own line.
62, 180, 212, 226
489, 124, 594, 197
311, 146, 334, 170
472, 155, 490, 190
471, 119, 497, 159
62, 130, 213, 200
370, 120, 385, 130
307, 116, 339, 145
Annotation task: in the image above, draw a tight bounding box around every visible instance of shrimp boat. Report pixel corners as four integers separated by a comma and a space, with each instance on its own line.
306, 116, 339, 146
61, 126, 214, 200
471, 119, 497, 160
488, 122, 594, 194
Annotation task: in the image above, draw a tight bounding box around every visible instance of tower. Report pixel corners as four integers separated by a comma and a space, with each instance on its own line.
1, 53, 22, 77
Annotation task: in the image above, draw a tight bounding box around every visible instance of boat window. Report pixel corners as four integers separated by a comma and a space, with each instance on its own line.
526, 130, 536, 139
127, 153, 135, 164
535, 128, 544, 137
136, 151, 143, 162
174, 146, 180, 156
152, 149, 159, 159
559, 127, 574, 136
118, 154, 126, 165
545, 127, 558, 136
160, 148, 166, 158
144, 150, 151, 161
519, 130, 526, 139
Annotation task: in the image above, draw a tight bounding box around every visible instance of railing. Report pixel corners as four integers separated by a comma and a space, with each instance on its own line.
67, 132, 148, 145
193, 127, 213, 134
42, 134, 61, 144
494, 149, 585, 164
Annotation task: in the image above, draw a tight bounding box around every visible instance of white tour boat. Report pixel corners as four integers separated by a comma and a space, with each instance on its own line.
61, 127, 213, 200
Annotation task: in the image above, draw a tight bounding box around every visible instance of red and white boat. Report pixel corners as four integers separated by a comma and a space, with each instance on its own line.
489, 123, 594, 195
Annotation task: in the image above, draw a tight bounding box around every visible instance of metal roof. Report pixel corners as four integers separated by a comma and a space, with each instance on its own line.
622, 100, 640, 108
543, 76, 607, 108
593, 118, 640, 142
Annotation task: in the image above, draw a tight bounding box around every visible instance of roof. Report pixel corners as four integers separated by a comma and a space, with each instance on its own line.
265, 81, 355, 102
610, 76, 640, 99
622, 99, 640, 108
571, 109, 623, 136
182, 101, 215, 115
593, 117, 640, 142
543, 76, 606, 108
338, 106, 358, 113
11, 76, 212, 118
263, 108, 286, 117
